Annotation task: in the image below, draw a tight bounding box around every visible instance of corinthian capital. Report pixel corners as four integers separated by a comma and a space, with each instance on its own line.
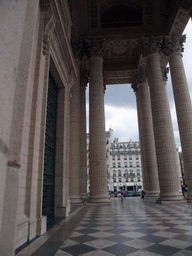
131, 67, 147, 92
89, 40, 106, 58
162, 35, 186, 56
141, 36, 163, 57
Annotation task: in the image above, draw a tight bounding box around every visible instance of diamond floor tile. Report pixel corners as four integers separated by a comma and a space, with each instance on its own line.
16, 198, 192, 256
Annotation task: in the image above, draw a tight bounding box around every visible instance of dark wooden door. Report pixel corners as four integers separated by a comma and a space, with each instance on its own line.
42, 74, 58, 218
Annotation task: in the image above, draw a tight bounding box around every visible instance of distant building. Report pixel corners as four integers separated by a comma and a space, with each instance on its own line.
87, 130, 143, 193
110, 138, 142, 192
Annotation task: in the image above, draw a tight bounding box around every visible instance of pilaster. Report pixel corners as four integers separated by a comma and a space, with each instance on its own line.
69, 58, 82, 205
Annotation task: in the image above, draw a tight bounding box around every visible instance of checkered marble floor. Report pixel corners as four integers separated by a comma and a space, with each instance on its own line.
54, 198, 192, 256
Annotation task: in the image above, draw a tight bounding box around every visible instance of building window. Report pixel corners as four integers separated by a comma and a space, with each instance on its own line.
129, 162, 133, 167
126, 178, 128, 182
113, 178, 116, 182
131, 178, 134, 182
118, 170, 121, 177
119, 178, 122, 182
125, 169, 128, 175
137, 169, 140, 176
124, 155, 127, 160
129, 155, 132, 160
113, 162, 116, 168
124, 162, 127, 167
113, 170, 116, 177
136, 155, 139, 160
118, 162, 121, 167
136, 162, 139, 167
117, 155, 120, 160
138, 177, 141, 182
112, 155, 115, 160
130, 169, 133, 174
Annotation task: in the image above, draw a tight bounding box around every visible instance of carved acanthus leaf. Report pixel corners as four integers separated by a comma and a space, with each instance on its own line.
131, 67, 147, 92
141, 36, 163, 57
162, 35, 186, 56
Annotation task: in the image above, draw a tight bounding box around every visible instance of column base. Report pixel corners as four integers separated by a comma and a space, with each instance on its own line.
88, 194, 111, 204
156, 193, 185, 204
36, 216, 47, 236
81, 193, 88, 204
70, 195, 83, 205
145, 191, 160, 198
186, 193, 192, 203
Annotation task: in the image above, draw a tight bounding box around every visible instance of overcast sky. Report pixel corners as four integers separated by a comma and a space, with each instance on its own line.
86, 20, 192, 150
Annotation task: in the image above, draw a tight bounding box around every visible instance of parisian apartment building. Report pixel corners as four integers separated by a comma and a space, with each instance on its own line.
87, 128, 143, 193
110, 138, 142, 192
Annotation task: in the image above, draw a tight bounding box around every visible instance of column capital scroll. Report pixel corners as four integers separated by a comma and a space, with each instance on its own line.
162, 35, 186, 56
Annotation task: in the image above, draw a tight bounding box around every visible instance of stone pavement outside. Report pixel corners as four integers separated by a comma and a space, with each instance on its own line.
16, 198, 192, 256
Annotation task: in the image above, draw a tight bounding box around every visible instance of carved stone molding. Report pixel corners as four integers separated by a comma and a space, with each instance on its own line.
43, 14, 56, 55
131, 67, 147, 92
141, 36, 163, 57
105, 39, 140, 57
162, 35, 186, 56
103, 70, 132, 85
169, 7, 190, 36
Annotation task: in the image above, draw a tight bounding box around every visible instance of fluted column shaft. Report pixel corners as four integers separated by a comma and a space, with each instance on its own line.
69, 59, 82, 204
137, 82, 160, 197
80, 75, 88, 200
89, 56, 110, 203
169, 50, 192, 201
146, 51, 182, 202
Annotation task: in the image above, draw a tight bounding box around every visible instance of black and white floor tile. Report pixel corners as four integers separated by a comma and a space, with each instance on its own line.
52, 198, 192, 256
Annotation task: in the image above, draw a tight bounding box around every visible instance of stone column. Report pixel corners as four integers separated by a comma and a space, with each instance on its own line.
79, 69, 88, 201
69, 59, 82, 204
88, 41, 110, 203
142, 36, 183, 203
133, 68, 160, 198
163, 35, 192, 201
133, 80, 147, 192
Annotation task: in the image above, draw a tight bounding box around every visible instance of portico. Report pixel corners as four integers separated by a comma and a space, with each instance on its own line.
1, 1, 192, 255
